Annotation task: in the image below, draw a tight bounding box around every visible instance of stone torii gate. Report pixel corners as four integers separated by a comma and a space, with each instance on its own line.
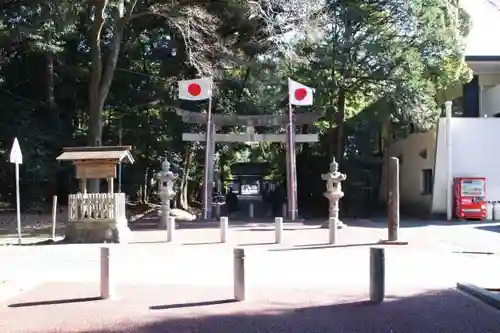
176, 109, 321, 220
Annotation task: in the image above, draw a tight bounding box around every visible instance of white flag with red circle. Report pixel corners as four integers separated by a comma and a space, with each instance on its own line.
178, 77, 213, 101
288, 78, 314, 106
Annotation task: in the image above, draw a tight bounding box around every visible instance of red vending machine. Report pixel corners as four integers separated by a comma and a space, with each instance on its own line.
454, 177, 486, 220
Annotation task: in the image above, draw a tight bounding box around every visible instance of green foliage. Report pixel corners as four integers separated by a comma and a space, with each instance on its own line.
0, 0, 471, 215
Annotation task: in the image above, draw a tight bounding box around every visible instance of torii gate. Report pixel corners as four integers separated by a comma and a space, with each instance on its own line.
177, 109, 321, 220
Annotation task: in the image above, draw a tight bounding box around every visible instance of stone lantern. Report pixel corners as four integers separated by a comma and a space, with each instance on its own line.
322, 157, 347, 232
156, 157, 178, 227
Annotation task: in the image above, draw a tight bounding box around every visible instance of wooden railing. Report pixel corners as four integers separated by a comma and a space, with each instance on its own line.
68, 193, 126, 222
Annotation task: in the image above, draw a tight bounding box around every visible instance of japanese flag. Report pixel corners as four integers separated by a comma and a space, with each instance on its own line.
178, 77, 213, 101
288, 78, 314, 106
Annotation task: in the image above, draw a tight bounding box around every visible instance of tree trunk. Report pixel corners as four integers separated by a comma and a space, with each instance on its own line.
45, 51, 58, 200
143, 166, 149, 203
335, 88, 346, 163
87, 0, 134, 193
87, 0, 107, 147
45, 52, 56, 111
87, 0, 130, 147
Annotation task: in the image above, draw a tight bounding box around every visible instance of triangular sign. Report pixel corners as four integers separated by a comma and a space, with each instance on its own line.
9, 138, 22, 164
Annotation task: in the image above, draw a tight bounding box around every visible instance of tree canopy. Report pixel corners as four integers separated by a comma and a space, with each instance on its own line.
0, 0, 471, 215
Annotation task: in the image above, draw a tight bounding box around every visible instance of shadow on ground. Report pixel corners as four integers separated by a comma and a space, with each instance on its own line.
72, 289, 500, 333
347, 217, 500, 229
475, 225, 500, 234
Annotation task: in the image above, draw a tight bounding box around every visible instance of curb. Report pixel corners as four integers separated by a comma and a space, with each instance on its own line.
456, 283, 500, 310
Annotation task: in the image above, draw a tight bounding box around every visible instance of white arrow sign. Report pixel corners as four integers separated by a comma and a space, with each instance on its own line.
9, 137, 23, 245
9, 137, 22, 164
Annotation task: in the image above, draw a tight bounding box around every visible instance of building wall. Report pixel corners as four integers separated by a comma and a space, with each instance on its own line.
380, 131, 437, 215
481, 84, 500, 116
432, 117, 500, 214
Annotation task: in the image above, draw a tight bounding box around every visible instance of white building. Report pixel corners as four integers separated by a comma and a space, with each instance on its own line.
382, 56, 500, 216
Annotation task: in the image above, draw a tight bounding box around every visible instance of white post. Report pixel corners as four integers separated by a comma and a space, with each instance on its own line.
220, 216, 228, 243
9, 137, 23, 246
51, 195, 57, 240
167, 216, 175, 242
328, 217, 337, 244
445, 101, 453, 221
100, 247, 113, 299
249, 202, 254, 219
370, 247, 385, 303
15, 163, 21, 245
233, 248, 245, 301
275, 217, 283, 244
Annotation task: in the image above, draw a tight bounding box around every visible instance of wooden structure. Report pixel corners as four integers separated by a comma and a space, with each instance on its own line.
56, 146, 134, 243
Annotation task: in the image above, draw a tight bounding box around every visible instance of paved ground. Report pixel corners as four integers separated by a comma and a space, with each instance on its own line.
2, 217, 500, 332
2, 283, 500, 332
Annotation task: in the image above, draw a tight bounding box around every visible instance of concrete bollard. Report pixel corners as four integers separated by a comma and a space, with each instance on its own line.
167, 216, 175, 242
282, 203, 287, 218
100, 247, 114, 299
220, 216, 229, 243
369, 247, 385, 303
234, 248, 245, 301
275, 217, 283, 244
329, 217, 337, 244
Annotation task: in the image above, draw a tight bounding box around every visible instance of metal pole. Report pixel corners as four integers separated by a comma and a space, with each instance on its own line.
369, 247, 385, 303
167, 216, 175, 242
387, 157, 400, 242
233, 248, 245, 301
203, 97, 213, 220
51, 195, 57, 240
275, 217, 283, 244
445, 101, 453, 221
220, 216, 228, 243
100, 247, 113, 299
328, 216, 337, 244
286, 111, 298, 221
15, 163, 21, 245
118, 118, 122, 193
290, 123, 298, 220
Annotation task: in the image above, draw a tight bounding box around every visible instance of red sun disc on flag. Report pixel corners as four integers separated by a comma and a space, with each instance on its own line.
294, 88, 307, 101
188, 83, 201, 96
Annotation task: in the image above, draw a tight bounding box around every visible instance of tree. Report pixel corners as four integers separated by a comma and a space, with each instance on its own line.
81, 0, 325, 146
291, 0, 471, 162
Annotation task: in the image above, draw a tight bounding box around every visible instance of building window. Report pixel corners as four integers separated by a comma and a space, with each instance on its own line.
422, 169, 433, 195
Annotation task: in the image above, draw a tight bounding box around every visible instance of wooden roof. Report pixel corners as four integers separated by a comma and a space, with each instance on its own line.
56, 146, 134, 164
